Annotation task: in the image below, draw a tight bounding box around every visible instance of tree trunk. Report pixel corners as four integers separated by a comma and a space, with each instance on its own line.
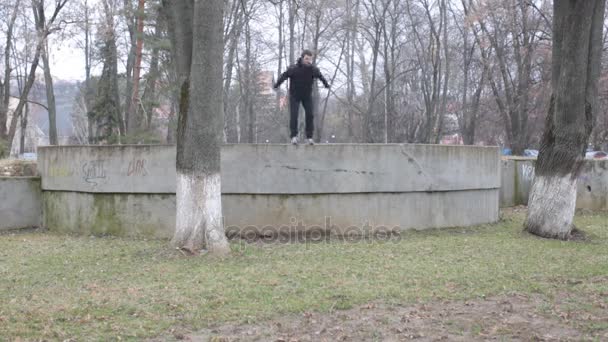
41, 41, 58, 145
288, 0, 296, 64
525, 0, 605, 240
363, 17, 381, 144
8, 2, 46, 153
142, 5, 163, 131
20, 102, 29, 155
123, 0, 137, 131
223, 0, 242, 143
0, 0, 20, 142
84, 0, 95, 144
112, 26, 125, 138
381, 0, 398, 143
235, 51, 242, 143
244, 21, 255, 144
274, 1, 284, 138
128, 0, 146, 133
346, 0, 359, 142
434, 0, 450, 144
165, 0, 230, 255
311, 11, 321, 143
318, 39, 346, 144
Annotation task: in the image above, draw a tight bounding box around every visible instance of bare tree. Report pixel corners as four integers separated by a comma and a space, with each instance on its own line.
472, 0, 546, 154
40, 33, 57, 145
360, 0, 384, 143
63, 0, 98, 144
452, 0, 488, 145
0, 0, 21, 150
223, 0, 243, 142
141, 3, 164, 131
7, 0, 68, 153
123, 0, 137, 131
406, 0, 451, 144
80, 0, 95, 143
127, 0, 146, 134
241, 5, 256, 143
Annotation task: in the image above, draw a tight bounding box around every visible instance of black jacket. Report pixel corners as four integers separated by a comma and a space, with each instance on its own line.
274, 59, 330, 98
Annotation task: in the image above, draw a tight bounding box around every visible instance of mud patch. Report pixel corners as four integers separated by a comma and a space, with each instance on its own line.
173, 294, 607, 341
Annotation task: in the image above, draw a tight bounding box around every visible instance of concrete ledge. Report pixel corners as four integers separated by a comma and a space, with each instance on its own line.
42, 189, 499, 238
39, 144, 501, 194
0, 177, 42, 230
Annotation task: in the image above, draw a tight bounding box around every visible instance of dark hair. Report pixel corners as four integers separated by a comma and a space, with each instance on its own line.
301, 50, 313, 58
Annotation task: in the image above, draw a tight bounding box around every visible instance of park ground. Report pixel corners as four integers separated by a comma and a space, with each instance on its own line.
1, 209, 608, 341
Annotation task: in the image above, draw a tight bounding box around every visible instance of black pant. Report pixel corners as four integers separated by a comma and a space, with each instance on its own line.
289, 95, 314, 139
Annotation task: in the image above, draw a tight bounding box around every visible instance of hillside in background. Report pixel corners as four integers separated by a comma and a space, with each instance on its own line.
28, 79, 79, 138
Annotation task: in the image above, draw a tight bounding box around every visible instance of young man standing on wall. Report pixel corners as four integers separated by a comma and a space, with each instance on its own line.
274, 50, 331, 145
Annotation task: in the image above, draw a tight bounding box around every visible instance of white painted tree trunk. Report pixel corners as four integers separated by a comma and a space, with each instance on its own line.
525, 174, 578, 240
173, 173, 229, 255
525, 0, 605, 240
165, 0, 230, 256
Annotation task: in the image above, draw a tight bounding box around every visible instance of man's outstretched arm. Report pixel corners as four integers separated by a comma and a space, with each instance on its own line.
313, 66, 330, 88
274, 67, 292, 88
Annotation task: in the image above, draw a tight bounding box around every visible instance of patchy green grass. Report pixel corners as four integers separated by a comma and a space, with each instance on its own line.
1, 210, 607, 340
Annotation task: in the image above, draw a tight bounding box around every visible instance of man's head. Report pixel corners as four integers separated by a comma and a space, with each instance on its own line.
301, 50, 314, 65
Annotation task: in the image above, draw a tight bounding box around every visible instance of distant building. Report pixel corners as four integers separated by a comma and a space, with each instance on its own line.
258, 71, 275, 96
258, 70, 291, 110
440, 133, 464, 145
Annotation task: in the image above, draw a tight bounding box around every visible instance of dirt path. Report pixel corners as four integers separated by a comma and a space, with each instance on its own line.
166, 294, 606, 341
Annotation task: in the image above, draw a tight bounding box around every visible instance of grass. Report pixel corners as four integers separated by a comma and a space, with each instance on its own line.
1, 210, 607, 340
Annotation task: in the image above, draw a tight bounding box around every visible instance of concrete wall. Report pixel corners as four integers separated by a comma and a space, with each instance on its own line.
0, 177, 42, 231
43, 192, 176, 238
499, 158, 536, 208
38, 144, 501, 238
39, 144, 500, 194
500, 158, 608, 210
577, 161, 608, 211
42, 190, 499, 238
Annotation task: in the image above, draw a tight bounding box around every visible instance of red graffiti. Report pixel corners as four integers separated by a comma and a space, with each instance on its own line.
128, 159, 148, 176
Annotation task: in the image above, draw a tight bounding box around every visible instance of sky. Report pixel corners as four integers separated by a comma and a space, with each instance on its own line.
50, 42, 87, 81
48, 0, 99, 82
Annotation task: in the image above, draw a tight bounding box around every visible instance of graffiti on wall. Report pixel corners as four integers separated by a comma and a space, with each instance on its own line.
82, 160, 107, 186
521, 164, 535, 182
48, 166, 73, 177
48, 155, 152, 188
127, 159, 148, 177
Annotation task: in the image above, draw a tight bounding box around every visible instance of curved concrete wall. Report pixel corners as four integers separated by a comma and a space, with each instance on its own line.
0, 177, 42, 231
39, 144, 500, 194
38, 144, 501, 238
500, 158, 608, 210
